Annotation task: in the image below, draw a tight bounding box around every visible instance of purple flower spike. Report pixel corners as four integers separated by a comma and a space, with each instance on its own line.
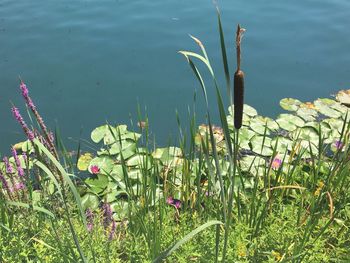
86, 208, 94, 232
334, 140, 343, 150
102, 202, 112, 228
174, 200, 181, 209
11, 106, 35, 141
11, 147, 24, 178
0, 172, 10, 191
3, 157, 13, 174
109, 220, 116, 241
14, 181, 25, 190
20, 82, 29, 98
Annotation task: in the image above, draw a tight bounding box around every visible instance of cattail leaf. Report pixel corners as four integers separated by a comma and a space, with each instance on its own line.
153, 220, 224, 263
178, 51, 213, 76
5, 201, 55, 218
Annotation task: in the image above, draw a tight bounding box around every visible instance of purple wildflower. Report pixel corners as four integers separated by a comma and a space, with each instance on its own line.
11, 147, 24, 178
166, 196, 174, 205
14, 181, 25, 190
334, 140, 343, 150
102, 202, 112, 228
109, 220, 116, 241
3, 157, 13, 174
11, 106, 35, 141
0, 172, 10, 191
271, 157, 282, 170
174, 200, 181, 209
86, 208, 94, 232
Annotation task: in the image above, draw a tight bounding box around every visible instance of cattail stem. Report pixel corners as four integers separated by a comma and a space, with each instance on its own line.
233, 24, 246, 129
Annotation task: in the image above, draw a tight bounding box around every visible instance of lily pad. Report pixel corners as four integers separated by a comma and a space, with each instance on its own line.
81, 193, 99, 210
280, 98, 302, 111
77, 153, 93, 171
228, 104, 258, 117
336, 89, 350, 106
276, 114, 305, 131
314, 99, 342, 118
271, 137, 293, 153
250, 135, 273, 156
89, 156, 114, 175
85, 174, 109, 194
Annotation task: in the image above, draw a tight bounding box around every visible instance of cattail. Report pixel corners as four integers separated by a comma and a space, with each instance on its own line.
233, 24, 246, 129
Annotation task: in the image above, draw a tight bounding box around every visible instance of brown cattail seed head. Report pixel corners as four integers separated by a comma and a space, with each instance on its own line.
234, 69, 244, 129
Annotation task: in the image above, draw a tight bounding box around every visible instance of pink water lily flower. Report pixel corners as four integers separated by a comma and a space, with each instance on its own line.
271, 157, 282, 170
90, 165, 100, 174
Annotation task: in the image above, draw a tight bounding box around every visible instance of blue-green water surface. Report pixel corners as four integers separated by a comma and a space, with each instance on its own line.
1, 0, 350, 153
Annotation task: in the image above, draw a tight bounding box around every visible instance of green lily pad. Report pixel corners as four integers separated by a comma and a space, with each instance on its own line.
81, 193, 99, 210
85, 174, 109, 194
276, 114, 305, 131
228, 104, 258, 117
250, 135, 273, 156
280, 98, 302, 111
89, 156, 114, 175
77, 153, 93, 171
271, 137, 293, 153
126, 154, 152, 168
296, 107, 318, 122
314, 99, 342, 118
336, 90, 350, 106
291, 127, 319, 144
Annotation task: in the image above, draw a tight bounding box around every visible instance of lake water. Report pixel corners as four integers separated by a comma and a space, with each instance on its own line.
1, 0, 350, 154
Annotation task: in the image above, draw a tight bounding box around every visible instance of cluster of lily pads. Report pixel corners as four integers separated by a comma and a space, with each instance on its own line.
77, 90, 350, 215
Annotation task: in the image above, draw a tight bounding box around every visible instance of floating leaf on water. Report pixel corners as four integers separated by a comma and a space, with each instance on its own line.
228, 104, 258, 117
271, 137, 293, 153
276, 114, 305, 131
89, 156, 114, 175
336, 89, 350, 106
314, 99, 342, 118
291, 127, 319, 144
296, 107, 318, 122
85, 174, 109, 194
126, 154, 152, 169
280, 98, 302, 111
250, 135, 273, 156
253, 116, 279, 131
77, 153, 93, 171
240, 155, 266, 175
249, 120, 271, 135
81, 193, 99, 210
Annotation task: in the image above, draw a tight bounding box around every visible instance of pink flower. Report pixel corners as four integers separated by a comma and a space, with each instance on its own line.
90, 165, 100, 175
166, 196, 174, 205
271, 157, 282, 170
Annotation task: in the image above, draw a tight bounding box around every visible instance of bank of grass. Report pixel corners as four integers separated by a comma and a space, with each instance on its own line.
1, 9, 350, 263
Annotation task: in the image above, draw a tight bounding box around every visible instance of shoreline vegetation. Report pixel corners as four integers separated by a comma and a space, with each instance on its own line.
1, 10, 350, 263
